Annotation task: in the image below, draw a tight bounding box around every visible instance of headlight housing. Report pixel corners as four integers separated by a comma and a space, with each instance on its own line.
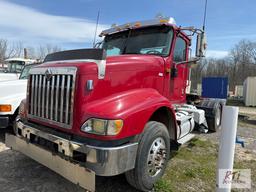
81, 118, 123, 136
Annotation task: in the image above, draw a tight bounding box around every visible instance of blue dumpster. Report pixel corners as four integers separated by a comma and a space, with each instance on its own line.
202, 77, 228, 99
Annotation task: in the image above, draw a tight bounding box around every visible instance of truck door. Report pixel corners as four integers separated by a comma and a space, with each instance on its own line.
169, 36, 188, 103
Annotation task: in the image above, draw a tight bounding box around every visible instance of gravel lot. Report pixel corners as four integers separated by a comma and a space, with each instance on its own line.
0, 106, 255, 192
0, 130, 139, 192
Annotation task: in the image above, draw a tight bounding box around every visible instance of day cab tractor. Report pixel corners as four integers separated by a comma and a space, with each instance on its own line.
6, 17, 224, 191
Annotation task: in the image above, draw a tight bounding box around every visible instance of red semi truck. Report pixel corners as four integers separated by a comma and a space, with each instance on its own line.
6, 17, 223, 191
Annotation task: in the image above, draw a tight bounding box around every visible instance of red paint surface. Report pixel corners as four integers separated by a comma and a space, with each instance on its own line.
28, 26, 191, 141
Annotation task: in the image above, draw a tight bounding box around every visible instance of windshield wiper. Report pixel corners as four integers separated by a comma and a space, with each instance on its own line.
124, 52, 139, 54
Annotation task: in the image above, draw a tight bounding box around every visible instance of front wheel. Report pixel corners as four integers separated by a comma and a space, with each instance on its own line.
125, 121, 170, 191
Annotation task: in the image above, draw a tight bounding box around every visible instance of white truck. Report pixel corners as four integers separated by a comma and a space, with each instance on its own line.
0, 64, 38, 128
0, 58, 36, 82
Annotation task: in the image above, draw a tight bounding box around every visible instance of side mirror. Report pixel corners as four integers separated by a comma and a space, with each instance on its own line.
196, 32, 207, 57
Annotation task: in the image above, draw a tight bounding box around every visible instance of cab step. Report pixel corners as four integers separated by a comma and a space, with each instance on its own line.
177, 133, 195, 145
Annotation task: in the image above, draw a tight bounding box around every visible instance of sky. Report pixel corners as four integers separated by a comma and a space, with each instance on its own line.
0, 0, 256, 58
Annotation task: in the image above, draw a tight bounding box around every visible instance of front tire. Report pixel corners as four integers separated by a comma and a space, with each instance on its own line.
125, 121, 170, 191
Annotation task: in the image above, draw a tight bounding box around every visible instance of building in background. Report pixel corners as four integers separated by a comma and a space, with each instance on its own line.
197, 84, 202, 96
243, 77, 256, 106
234, 85, 243, 98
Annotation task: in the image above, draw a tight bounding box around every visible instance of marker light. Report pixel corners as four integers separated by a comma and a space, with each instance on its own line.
159, 19, 169, 23
0, 104, 12, 112
134, 22, 141, 27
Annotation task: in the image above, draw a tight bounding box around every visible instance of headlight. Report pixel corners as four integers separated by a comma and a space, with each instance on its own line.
0, 104, 12, 112
81, 118, 123, 136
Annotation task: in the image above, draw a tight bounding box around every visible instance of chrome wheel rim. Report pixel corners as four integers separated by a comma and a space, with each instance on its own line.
216, 108, 221, 126
147, 137, 167, 177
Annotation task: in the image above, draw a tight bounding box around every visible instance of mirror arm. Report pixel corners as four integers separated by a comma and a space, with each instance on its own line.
178, 27, 204, 35
175, 57, 201, 67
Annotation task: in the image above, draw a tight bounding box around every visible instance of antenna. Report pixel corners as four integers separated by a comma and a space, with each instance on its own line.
202, 0, 208, 32
93, 10, 100, 47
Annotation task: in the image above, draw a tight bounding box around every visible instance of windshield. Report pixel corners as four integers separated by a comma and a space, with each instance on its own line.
5, 61, 24, 73
19, 65, 34, 79
102, 26, 173, 57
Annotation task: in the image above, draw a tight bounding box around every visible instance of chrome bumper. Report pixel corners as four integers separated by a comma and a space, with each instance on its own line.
12, 121, 138, 176
6, 133, 95, 192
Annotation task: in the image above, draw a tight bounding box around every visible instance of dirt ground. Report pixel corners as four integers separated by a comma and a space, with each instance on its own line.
0, 106, 255, 192
0, 130, 139, 192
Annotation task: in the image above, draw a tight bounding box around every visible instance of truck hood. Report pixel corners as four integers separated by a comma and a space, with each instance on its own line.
105, 55, 165, 71
0, 79, 27, 115
37, 54, 165, 75
0, 73, 20, 82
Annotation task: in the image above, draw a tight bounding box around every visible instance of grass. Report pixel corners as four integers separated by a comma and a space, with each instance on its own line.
155, 138, 256, 192
155, 138, 218, 192
226, 98, 245, 107
227, 98, 256, 129
232, 160, 256, 192
238, 120, 256, 129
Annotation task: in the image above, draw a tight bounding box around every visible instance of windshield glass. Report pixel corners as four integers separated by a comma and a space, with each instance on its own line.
19, 65, 34, 79
5, 61, 24, 73
102, 26, 173, 57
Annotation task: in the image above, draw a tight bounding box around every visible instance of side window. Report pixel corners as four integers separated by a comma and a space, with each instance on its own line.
16, 64, 23, 73
106, 47, 121, 56
173, 37, 186, 62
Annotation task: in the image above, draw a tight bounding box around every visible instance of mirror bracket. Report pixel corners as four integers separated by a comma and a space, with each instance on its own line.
175, 57, 200, 67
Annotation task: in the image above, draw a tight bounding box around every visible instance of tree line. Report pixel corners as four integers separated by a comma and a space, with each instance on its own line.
191, 39, 256, 91
0, 39, 61, 64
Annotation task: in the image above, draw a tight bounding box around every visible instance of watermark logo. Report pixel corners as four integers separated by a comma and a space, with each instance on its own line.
218, 169, 251, 189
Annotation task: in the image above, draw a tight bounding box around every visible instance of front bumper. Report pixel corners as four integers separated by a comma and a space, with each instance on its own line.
0, 116, 9, 128
12, 120, 138, 176
6, 133, 95, 192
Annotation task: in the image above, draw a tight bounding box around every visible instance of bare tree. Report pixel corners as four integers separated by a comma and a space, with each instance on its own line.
191, 58, 207, 88
6, 41, 24, 58
0, 39, 62, 66
0, 39, 24, 64
0, 39, 8, 63
37, 44, 62, 60
230, 39, 256, 89
191, 39, 256, 91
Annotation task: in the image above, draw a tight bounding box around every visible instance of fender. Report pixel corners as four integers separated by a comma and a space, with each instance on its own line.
80, 88, 177, 140
0, 80, 27, 116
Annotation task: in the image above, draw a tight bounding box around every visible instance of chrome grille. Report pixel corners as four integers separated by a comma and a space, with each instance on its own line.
28, 67, 77, 129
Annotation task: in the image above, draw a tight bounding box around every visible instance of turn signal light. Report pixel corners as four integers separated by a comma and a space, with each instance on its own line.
81, 118, 124, 136
0, 105, 12, 112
